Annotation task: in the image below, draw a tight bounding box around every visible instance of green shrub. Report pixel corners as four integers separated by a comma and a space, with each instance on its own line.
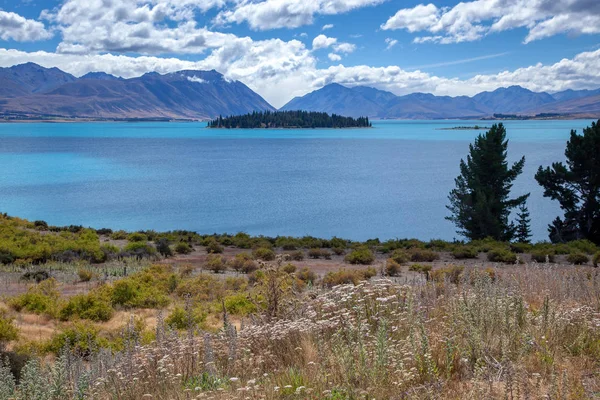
344, 247, 375, 265
531, 249, 555, 263
593, 252, 600, 268
108, 266, 173, 308
205, 239, 224, 254
567, 252, 589, 265
59, 293, 113, 322
487, 249, 518, 263
20, 269, 50, 283
0, 309, 18, 345
223, 294, 257, 316
308, 248, 331, 259
175, 242, 193, 254
100, 244, 120, 260
228, 252, 253, 272
384, 258, 401, 276
409, 248, 439, 262
566, 239, 598, 255
110, 230, 128, 240
241, 260, 258, 274
206, 254, 227, 273
389, 249, 409, 264
0, 250, 15, 265
122, 242, 157, 259
127, 232, 148, 242
285, 250, 305, 261
166, 306, 206, 330
322, 269, 366, 287
282, 263, 297, 274
331, 247, 345, 256
361, 267, 377, 279
77, 268, 95, 282
156, 238, 173, 257
510, 242, 532, 254
296, 268, 317, 284
44, 324, 109, 356
253, 247, 275, 261
451, 246, 478, 259
9, 279, 60, 316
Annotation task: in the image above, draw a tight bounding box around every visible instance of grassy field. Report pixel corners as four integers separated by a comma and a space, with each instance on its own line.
0, 214, 599, 399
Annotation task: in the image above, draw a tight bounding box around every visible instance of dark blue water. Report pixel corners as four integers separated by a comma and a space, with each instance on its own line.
0, 120, 593, 241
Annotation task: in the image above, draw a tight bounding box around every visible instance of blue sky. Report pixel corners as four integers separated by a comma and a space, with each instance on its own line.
1, 0, 599, 107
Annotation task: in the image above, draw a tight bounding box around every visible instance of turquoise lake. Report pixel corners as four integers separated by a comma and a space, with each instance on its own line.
0, 119, 594, 242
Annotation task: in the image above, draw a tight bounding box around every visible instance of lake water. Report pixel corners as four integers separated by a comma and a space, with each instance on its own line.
0, 119, 594, 242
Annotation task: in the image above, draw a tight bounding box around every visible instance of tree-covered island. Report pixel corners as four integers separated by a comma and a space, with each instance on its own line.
208, 110, 372, 128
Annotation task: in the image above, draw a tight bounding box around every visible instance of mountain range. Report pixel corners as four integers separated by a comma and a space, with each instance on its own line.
1, 63, 599, 120
0, 63, 274, 120
281, 83, 600, 119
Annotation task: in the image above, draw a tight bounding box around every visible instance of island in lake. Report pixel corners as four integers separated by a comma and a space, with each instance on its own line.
208, 110, 372, 128
437, 125, 491, 130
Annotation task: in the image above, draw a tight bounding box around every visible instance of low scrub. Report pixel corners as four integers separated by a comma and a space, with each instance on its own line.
430, 265, 464, 284
389, 249, 409, 264
384, 258, 401, 276
59, 293, 113, 322
567, 252, 589, 265
322, 268, 375, 287
531, 249, 555, 263
205, 254, 227, 273
253, 247, 276, 261
344, 247, 375, 265
594, 251, 600, 267
174, 242, 193, 254
308, 248, 331, 260
487, 249, 517, 263
451, 246, 478, 260
409, 248, 439, 262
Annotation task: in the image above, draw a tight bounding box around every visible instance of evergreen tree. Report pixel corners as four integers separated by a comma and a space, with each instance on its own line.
515, 203, 532, 243
446, 124, 530, 241
535, 120, 600, 244
208, 110, 371, 129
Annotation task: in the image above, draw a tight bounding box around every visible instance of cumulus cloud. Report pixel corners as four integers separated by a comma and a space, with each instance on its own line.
322, 24, 334, 30
214, 0, 386, 30
0, 10, 52, 41
187, 76, 206, 83
381, 0, 600, 44
312, 35, 355, 53
328, 53, 342, 61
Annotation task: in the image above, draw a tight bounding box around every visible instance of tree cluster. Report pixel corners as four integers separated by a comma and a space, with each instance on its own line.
208, 110, 371, 129
447, 120, 600, 245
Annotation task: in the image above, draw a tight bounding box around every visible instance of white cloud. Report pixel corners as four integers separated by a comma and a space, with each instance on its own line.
328, 53, 341, 61
312, 35, 355, 53
381, 0, 600, 44
214, 0, 386, 30
385, 38, 398, 49
0, 10, 52, 41
322, 24, 334, 30
312, 34, 337, 50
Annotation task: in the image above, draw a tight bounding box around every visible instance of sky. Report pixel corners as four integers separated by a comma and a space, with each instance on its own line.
0, 0, 600, 108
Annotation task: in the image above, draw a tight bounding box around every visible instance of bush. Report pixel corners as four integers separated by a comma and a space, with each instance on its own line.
228, 252, 253, 272
567, 252, 589, 265
108, 266, 173, 308
409, 264, 432, 279
282, 263, 297, 274
127, 232, 148, 242
384, 258, 401, 276
361, 267, 377, 279
20, 269, 50, 283
110, 230, 128, 240
122, 242, 157, 259
241, 260, 259, 274
409, 248, 439, 262
205, 239, 224, 254
223, 294, 257, 316
0, 309, 18, 345
175, 242, 193, 255
44, 324, 108, 356
308, 248, 331, 259
9, 279, 60, 316
0, 250, 15, 265
510, 242, 532, 254
451, 246, 478, 260
77, 268, 95, 282
59, 293, 113, 322
296, 267, 317, 284
205, 254, 227, 273
389, 249, 409, 264
284, 250, 305, 261
156, 238, 173, 257
487, 249, 518, 263
594, 252, 600, 268
531, 249, 555, 263
166, 306, 206, 330
253, 247, 275, 261
100, 244, 120, 261
566, 239, 598, 255
322, 269, 365, 287
33, 220, 48, 230
430, 265, 464, 284
344, 248, 375, 265
331, 247, 345, 256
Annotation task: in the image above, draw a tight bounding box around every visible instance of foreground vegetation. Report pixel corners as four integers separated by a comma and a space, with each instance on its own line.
0, 214, 599, 399
208, 110, 372, 129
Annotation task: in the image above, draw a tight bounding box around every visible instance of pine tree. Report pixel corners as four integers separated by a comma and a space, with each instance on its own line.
446, 123, 530, 241
515, 203, 532, 243
535, 120, 600, 244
